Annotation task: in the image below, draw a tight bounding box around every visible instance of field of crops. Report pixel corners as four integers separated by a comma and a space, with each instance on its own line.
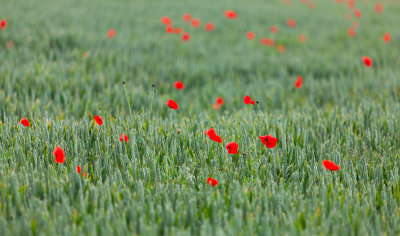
1, 0, 400, 235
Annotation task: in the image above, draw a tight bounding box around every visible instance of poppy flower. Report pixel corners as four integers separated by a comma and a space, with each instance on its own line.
375, 3, 383, 13
166, 26, 174, 33
166, 99, 178, 109
174, 28, 183, 34
94, 115, 103, 126
0, 19, 6, 30
354, 9, 362, 18
322, 160, 340, 171
383, 33, 391, 43
260, 38, 275, 47
204, 22, 214, 32
362, 56, 372, 67
347, 28, 355, 37
287, 19, 296, 28
352, 21, 359, 29
161, 16, 172, 25
191, 18, 200, 28
108, 28, 115, 39
295, 76, 303, 89
298, 34, 306, 43
224, 10, 237, 19
183, 13, 191, 22
207, 177, 218, 186
83, 52, 89, 59
20, 118, 30, 127
120, 133, 129, 143
277, 44, 286, 53
270, 25, 278, 34
244, 95, 256, 105
182, 32, 190, 42
174, 81, 184, 90
83, 172, 87, 177
259, 135, 278, 148
226, 142, 238, 154
77, 165, 81, 174
347, 0, 355, 9
204, 128, 223, 143
7, 41, 13, 48
307, 1, 315, 9
246, 31, 255, 40
213, 97, 224, 110
53, 146, 66, 164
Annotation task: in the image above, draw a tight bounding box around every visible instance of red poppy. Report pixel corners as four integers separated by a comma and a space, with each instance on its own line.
298, 34, 306, 43
204, 128, 223, 143
108, 28, 115, 39
213, 97, 224, 110
0, 19, 6, 30
77, 165, 81, 174
246, 31, 255, 40
244, 95, 255, 105
307, 1, 315, 9
166, 26, 174, 34
191, 18, 200, 28
354, 9, 362, 18
287, 19, 296, 28
182, 33, 190, 42
204, 22, 214, 32
226, 142, 238, 154
174, 28, 183, 34
347, 28, 355, 37
53, 146, 66, 164
166, 99, 179, 109
7, 41, 13, 48
161, 16, 172, 25
375, 3, 383, 13
295, 76, 303, 89
120, 133, 129, 143
259, 135, 278, 148
183, 13, 191, 22
207, 177, 218, 186
277, 44, 286, 53
174, 81, 184, 90
270, 25, 278, 34
83, 172, 87, 177
94, 115, 103, 126
347, 0, 355, 9
20, 118, 30, 127
83, 52, 89, 59
363, 56, 372, 67
260, 38, 275, 47
336, 0, 344, 3
322, 160, 340, 171
224, 10, 237, 19
383, 33, 391, 43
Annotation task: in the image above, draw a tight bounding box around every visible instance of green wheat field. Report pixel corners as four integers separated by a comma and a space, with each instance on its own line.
1, 0, 400, 235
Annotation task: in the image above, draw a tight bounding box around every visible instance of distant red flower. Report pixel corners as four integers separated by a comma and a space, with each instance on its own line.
182, 33, 190, 42
53, 146, 66, 164
183, 13, 192, 22
259, 135, 278, 148
213, 97, 224, 110
295, 76, 304, 89
7, 41, 13, 48
174, 81, 184, 90
260, 38, 275, 47
83, 52, 89, 59
166, 26, 174, 34
307, 1, 315, 9
120, 133, 129, 143
174, 28, 183, 34
347, 28, 355, 37
191, 18, 200, 28
298, 34, 306, 43
352, 21, 359, 29
94, 115, 103, 126
383, 33, 391, 43
207, 177, 218, 186
277, 44, 286, 53
0, 19, 6, 30
322, 160, 340, 171
347, 0, 355, 9
363, 56, 372, 67
224, 10, 237, 19
270, 25, 278, 34
226, 142, 238, 154
83, 172, 87, 177
287, 19, 296, 28
354, 9, 362, 18
166, 99, 179, 109
244, 95, 255, 105
204, 22, 214, 32
246, 31, 255, 40
375, 3, 383, 13
108, 28, 115, 39
20, 118, 30, 127
77, 165, 81, 174
336, 0, 344, 3
204, 128, 223, 143
161, 16, 172, 25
